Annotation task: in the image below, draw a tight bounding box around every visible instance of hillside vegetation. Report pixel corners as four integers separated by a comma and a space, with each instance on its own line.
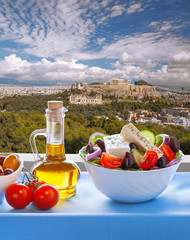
0, 92, 189, 154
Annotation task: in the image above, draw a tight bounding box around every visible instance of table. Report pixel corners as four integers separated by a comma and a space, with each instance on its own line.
1, 172, 190, 240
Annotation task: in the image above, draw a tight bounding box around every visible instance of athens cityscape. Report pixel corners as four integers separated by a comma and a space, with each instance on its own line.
1, 78, 190, 130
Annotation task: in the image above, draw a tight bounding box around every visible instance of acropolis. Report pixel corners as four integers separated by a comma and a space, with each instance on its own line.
69, 78, 160, 104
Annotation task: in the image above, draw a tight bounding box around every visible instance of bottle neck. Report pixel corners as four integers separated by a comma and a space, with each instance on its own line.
45, 108, 66, 161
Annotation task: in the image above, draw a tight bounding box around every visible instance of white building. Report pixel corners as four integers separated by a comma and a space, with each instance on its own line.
69, 94, 103, 105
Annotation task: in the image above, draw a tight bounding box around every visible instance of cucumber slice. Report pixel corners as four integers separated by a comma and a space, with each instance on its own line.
131, 148, 145, 166
140, 130, 156, 144
91, 135, 104, 145
155, 135, 163, 146
176, 151, 180, 159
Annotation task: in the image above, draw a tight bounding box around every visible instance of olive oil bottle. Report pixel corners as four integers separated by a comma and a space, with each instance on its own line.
30, 101, 80, 199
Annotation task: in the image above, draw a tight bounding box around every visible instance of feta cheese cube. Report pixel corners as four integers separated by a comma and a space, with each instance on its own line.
103, 134, 130, 159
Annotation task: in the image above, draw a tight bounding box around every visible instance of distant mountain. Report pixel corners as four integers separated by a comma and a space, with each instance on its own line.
0, 78, 56, 86
89, 82, 105, 85
0, 78, 24, 86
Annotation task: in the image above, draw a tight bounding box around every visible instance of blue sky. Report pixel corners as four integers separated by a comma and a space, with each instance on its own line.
0, 0, 190, 87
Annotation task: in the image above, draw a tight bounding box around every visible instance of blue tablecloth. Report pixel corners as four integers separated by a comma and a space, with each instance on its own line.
1, 172, 190, 240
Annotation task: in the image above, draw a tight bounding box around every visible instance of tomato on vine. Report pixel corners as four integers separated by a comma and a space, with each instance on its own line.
26, 180, 45, 192
5, 183, 32, 209
32, 184, 59, 210
5, 168, 59, 210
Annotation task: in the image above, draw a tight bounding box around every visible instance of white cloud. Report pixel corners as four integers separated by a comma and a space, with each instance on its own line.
101, 0, 113, 7
0, 0, 189, 88
0, 0, 96, 58
112, 60, 122, 69
127, 3, 142, 14
160, 21, 173, 31
172, 51, 190, 63
149, 20, 180, 33
97, 38, 106, 45
1, 51, 189, 88
145, 59, 158, 69
149, 21, 159, 27
0, 54, 122, 84
109, 5, 125, 17
95, 32, 189, 65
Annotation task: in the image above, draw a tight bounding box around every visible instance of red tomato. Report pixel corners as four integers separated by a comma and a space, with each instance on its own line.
26, 180, 45, 192
32, 184, 59, 210
100, 153, 123, 169
161, 145, 176, 162
139, 151, 158, 170
5, 183, 32, 209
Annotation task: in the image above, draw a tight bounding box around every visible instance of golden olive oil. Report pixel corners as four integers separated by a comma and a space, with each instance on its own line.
30, 101, 80, 199
32, 144, 79, 198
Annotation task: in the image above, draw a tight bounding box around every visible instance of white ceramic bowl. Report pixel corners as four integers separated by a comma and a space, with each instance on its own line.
79, 148, 183, 203
0, 153, 23, 203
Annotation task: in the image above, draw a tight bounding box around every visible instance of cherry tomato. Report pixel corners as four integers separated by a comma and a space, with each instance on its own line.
5, 183, 32, 209
139, 151, 158, 170
26, 180, 45, 192
100, 153, 123, 169
32, 184, 59, 210
161, 145, 176, 162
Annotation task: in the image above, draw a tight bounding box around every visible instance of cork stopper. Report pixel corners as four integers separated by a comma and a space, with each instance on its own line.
48, 101, 63, 110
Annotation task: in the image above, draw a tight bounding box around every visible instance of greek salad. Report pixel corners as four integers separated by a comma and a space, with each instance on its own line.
80, 123, 182, 171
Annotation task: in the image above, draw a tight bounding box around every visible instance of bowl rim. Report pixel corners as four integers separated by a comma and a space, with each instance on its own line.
0, 153, 23, 178
79, 146, 184, 173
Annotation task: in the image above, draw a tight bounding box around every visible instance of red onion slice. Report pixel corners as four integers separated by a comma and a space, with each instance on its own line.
166, 159, 178, 167
86, 146, 102, 161
156, 134, 170, 149
89, 132, 106, 146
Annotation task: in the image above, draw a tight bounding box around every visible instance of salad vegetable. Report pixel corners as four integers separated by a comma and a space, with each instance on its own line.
100, 153, 123, 169
138, 151, 158, 170
160, 145, 176, 162
80, 123, 182, 171
140, 130, 156, 144
89, 132, 106, 146
85, 145, 102, 161
155, 134, 170, 148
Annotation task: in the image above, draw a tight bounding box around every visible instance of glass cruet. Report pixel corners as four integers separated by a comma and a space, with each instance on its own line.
30, 101, 80, 199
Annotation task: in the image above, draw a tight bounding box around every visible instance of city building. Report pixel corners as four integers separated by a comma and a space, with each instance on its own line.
71, 82, 87, 90
0, 85, 68, 98
161, 108, 189, 117
69, 94, 103, 105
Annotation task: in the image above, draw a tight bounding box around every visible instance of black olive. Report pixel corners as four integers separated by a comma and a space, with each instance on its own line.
86, 144, 95, 153
129, 142, 138, 150
156, 157, 167, 168
94, 138, 105, 152
122, 152, 135, 170
169, 137, 180, 153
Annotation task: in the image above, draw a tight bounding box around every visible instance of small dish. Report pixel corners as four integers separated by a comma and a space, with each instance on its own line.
0, 153, 23, 204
